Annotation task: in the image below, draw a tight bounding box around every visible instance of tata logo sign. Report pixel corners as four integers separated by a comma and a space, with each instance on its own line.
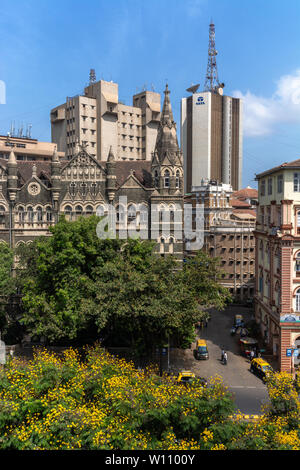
196, 96, 205, 105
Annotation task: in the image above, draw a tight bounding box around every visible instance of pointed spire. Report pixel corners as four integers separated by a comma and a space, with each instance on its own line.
161, 83, 175, 125
32, 164, 37, 178
52, 146, 59, 162
8, 150, 17, 166
107, 145, 115, 162
154, 84, 179, 159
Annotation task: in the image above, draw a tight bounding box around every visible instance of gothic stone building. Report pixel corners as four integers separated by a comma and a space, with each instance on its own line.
0, 85, 184, 259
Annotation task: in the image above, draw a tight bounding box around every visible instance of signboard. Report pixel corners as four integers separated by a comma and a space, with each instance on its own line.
294, 349, 299, 358
287, 349, 293, 357
196, 96, 205, 106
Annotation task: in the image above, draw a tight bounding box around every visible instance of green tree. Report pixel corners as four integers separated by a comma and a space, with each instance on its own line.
0, 242, 14, 329
16, 216, 230, 353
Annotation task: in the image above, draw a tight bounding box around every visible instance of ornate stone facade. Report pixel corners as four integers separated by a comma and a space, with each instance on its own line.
0, 86, 184, 259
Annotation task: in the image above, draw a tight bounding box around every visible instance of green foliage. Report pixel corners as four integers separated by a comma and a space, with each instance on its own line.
15, 216, 230, 352
0, 242, 14, 329
0, 346, 235, 450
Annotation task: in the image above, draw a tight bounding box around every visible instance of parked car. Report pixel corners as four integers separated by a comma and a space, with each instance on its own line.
195, 339, 209, 360
250, 358, 273, 381
176, 370, 207, 386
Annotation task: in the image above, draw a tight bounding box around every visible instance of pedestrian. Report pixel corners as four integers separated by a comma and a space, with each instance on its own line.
223, 351, 228, 365
250, 350, 255, 362
221, 348, 225, 362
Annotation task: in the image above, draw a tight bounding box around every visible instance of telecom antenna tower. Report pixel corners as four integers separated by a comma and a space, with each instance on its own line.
204, 21, 224, 93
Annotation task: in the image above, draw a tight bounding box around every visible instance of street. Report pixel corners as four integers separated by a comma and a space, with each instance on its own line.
169, 305, 271, 415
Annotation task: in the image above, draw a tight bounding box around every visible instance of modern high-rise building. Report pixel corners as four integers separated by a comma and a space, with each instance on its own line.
50, 73, 161, 162
180, 22, 243, 193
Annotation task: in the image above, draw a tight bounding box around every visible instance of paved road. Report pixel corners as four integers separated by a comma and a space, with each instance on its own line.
169, 305, 270, 415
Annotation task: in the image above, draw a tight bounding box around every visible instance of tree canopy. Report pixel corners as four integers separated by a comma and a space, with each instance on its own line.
14, 216, 230, 351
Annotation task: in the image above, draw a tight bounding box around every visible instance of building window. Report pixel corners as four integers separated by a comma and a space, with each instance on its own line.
164, 170, 170, 188
64, 205, 72, 220
96, 205, 105, 217
294, 173, 300, 192
295, 288, 300, 312
36, 206, 43, 222
277, 174, 283, 193
128, 204, 136, 223
86, 205, 93, 215
46, 206, 53, 222
27, 207, 34, 223
176, 170, 180, 188
295, 253, 300, 274
260, 179, 266, 196
268, 177, 273, 195
154, 170, 159, 187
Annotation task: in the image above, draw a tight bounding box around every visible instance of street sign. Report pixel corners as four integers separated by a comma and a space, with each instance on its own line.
294, 349, 299, 358
287, 349, 293, 357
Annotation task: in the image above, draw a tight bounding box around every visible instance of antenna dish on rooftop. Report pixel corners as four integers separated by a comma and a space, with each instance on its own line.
186, 84, 200, 94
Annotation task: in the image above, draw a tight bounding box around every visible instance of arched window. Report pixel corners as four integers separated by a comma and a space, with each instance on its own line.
18, 206, 25, 223
164, 170, 170, 188
176, 170, 180, 188
169, 236, 174, 254
295, 288, 300, 312
85, 205, 93, 215
36, 206, 43, 222
75, 205, 83, 215
64, 205, 72, 221
96, 205, 105, 217
27, 207, 34, 223
128, 204, 136, 223
0, 205, 5, 224
46, 206, 53, 222
116, 205, 125, 224
296, 252, 300, 273
70, 182, 76, 196
81, 183, 87, 196
139, 203, 148, 225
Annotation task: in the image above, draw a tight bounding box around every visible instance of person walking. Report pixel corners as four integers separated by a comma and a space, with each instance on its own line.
221, 348, 225, 362
223, 351, 228, 365
250, 350, 255, 362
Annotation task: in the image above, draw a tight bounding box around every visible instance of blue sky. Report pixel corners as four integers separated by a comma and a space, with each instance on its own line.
0, 0, 300, 188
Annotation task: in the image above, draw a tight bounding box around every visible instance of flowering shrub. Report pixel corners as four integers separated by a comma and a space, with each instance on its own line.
1, 348, 300, 450
0, 345, 234, 450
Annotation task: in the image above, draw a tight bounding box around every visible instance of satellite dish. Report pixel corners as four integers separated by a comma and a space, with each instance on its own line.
186, 84, 200, 94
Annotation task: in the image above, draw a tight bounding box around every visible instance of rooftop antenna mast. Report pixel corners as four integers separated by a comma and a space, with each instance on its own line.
89, 68, 96, 84
204, 21, 224, 93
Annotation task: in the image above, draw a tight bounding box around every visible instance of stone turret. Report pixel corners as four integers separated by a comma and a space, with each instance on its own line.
7, 150, 18, 202
151, 84, 183, 195
51, 146, 61, 211
106, 146, 116, 201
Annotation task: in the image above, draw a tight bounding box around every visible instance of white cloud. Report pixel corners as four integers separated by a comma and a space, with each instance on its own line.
232, 69, 300, 137
186, 0, 204, 18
